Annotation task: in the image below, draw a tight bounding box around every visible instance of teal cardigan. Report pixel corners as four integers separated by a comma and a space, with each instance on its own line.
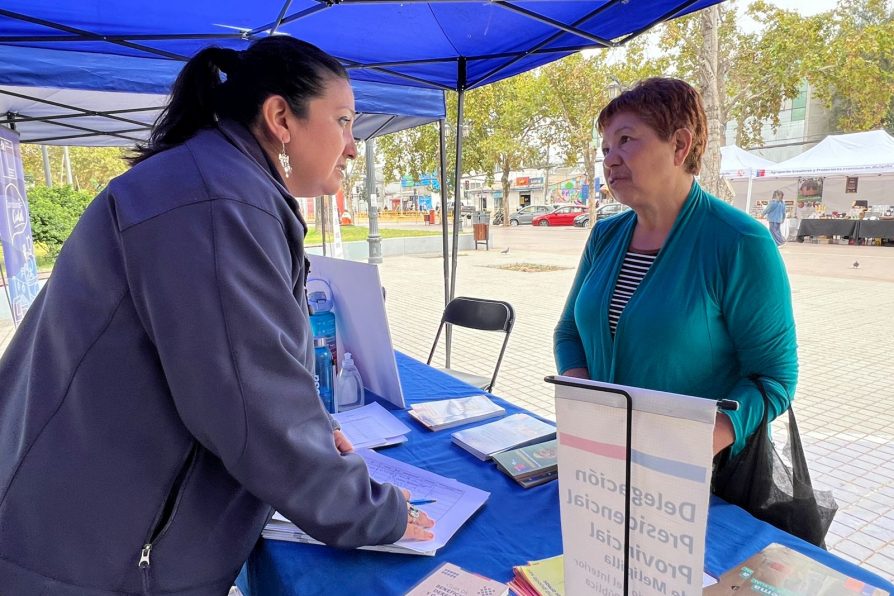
554, 182, 798, 455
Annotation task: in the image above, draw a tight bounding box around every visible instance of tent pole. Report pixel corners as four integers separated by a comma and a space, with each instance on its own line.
446, 58, 467, 369
438, 119, 449, 307
319, 196, 327, 256
366, 137, 383, 264
744, 172, 754, 216
449, 60, 466, 303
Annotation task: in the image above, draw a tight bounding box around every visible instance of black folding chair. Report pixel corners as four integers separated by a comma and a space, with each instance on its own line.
426, 296, 515, 393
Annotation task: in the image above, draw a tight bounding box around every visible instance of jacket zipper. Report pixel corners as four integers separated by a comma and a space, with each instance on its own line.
139, 441, 199, 594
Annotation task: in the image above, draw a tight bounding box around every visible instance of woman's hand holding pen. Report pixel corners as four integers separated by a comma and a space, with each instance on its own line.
399, 489, 435, 541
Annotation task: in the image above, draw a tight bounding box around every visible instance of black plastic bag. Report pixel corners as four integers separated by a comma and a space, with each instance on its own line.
712, 376, 838, 547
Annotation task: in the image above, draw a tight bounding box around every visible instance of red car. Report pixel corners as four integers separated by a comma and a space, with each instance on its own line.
532, 204, 587, 226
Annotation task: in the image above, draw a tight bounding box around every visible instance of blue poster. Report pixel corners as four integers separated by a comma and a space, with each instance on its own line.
0, 127, 40, 326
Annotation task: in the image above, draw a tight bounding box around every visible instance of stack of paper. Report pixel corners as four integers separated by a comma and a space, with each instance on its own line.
332, 402, 411, 449
407, 394, 505, 431
508, 555, 564, 596
451, 413, 556, 461
406, 562, 509, 596
262, 449, 490, 556
492, 439, 558, 488
508, 554, 718, 595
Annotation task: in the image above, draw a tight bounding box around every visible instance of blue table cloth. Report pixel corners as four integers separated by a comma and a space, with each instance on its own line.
238, 352, 893, 595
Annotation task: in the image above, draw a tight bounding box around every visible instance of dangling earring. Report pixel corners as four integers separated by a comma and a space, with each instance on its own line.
278, 141, 292, 179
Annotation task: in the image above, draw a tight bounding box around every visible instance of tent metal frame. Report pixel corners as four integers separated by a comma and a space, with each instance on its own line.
0, 0, 714, 311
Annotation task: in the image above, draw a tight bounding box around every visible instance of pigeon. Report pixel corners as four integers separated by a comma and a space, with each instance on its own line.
852, 261, 860, 269
501, 247, 510, 254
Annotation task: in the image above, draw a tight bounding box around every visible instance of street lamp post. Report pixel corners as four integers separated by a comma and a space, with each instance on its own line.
588, 79, 624, 228
365, 138, 383, 264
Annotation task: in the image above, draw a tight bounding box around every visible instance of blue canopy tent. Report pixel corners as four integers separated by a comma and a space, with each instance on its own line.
0, 0, 723, 302
0, 45, 447, 144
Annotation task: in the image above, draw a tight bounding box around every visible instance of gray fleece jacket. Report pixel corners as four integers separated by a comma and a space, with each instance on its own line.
0, 120, 405, 595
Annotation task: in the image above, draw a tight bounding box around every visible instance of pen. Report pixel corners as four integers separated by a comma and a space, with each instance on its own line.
408, 499, 437, 506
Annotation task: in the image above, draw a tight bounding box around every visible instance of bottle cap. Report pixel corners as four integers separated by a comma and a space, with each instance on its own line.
343, 352, 353, 365
307, 291, 331, 314
313, 337, 327, 348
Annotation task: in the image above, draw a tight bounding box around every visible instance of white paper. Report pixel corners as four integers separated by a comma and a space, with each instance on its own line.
333, 402, 411, 449
552, 377, 716, 596
359, 449, 489, 554
265, 450, 489, 556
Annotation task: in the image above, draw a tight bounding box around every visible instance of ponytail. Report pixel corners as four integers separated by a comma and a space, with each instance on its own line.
130, 47, 241, 164
130, 38, 346, 166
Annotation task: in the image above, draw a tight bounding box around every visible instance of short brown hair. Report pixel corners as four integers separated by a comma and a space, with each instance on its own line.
597, 77, 707, 175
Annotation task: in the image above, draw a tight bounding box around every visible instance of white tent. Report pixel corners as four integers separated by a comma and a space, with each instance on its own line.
762, 130, 894, 177
726, 130, 894, 216
720, 145, 777, 214
720, 145, 776, 179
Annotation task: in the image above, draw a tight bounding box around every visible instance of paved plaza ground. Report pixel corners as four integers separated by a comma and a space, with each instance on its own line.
2, 225, 893, 581
379, 226, 894, 581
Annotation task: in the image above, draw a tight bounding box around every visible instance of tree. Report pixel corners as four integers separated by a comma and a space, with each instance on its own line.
803, 0, 894, 132
20, 145, 129, 191
544, 42, 669, 221
27, 185, 93, 257
463, 71, 550, 225
658, 2, 813, 198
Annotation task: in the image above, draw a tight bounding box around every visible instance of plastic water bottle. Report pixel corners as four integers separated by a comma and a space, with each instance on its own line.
335, 352, 365, 412
313, 337, 335, 413
308, 289, 337, 372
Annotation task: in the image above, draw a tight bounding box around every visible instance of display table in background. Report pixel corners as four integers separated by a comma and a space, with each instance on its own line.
797, 219, 894, 241
237, 352, 894, 595
796, 219, 858, 240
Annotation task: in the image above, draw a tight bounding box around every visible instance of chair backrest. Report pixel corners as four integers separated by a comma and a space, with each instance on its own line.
427, 296, 515, 392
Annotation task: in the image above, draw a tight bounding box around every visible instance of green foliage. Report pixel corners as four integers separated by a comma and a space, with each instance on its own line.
807, 0, 894, 131
304, 225, 439, 246
27, 185, 93, 257
19, 145, 129, 191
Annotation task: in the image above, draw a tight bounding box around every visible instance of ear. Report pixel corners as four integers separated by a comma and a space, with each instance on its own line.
671, 128, 693, 168
258, 95, 293, 144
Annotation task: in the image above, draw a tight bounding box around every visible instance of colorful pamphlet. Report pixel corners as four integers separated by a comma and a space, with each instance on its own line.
493, 439, 557, 487
508, 554, 564, 596
705, 543, 888, 595
408, 394, 505, 431
405, 562, 509, 596
451, 413, 556, 461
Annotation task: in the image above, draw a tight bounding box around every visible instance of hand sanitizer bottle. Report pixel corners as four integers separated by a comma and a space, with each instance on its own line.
335, 352, 365, 412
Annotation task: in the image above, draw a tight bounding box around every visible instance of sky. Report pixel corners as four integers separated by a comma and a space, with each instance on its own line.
759, 0, 839, 14
737, 0, 840, 32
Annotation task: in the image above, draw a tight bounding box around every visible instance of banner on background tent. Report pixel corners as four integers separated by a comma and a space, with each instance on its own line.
0, 126, 40, 326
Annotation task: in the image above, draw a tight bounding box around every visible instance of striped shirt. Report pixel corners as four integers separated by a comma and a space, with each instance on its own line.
609, 249, 659, 336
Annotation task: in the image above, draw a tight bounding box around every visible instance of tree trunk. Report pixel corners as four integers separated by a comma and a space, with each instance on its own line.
584, 132, 598, 227
697, 5, 731, 202
501, 160, 511, 226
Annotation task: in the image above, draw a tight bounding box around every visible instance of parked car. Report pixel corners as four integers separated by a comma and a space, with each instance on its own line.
499, 204, 553, 226
532, 204, 587, 227
572, 202, 631, 227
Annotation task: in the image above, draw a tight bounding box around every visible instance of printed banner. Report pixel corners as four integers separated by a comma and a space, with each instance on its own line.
0, 127, 40, 325
554, 377, 717, 596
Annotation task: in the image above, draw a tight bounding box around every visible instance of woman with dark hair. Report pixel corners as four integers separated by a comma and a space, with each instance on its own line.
554, 77, 797, 458
0, 37, 431, 595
